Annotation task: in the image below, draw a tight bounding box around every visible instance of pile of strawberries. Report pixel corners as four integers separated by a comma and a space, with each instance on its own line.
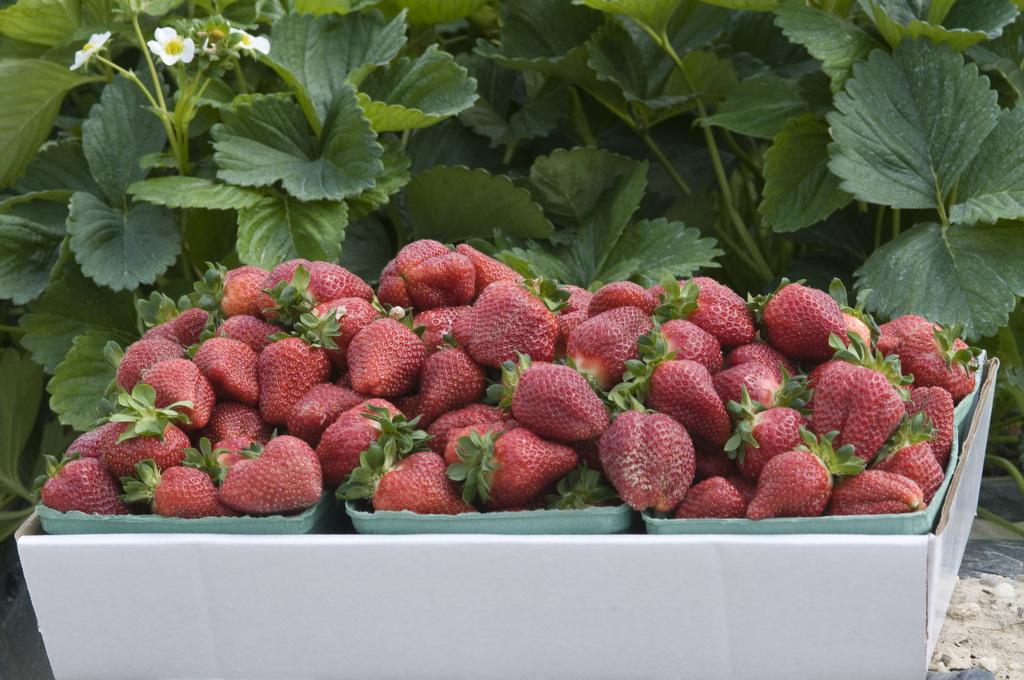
39, 238, 979, 524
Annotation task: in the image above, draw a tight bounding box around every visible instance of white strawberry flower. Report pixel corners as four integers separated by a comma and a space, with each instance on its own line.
230, 27, 270, 55
147, 27, 195, 66
70, 31, 111, 71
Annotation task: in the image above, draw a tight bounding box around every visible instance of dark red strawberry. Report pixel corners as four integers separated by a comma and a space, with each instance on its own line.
724, 342, 795, 381
216, 314, 278, 352
566, 306, 653, 389
347, 317, 426, 397
394, 394, 421, 420
120, 459, 234, 518
877, 314, 933, 355
725, 388, 806, 481
455, 243, 522, 296
417, 347, 485, 426
466, 279, 561, 367
648, 359, 731, 449
378, 240, 476, 310
376, 259, 411, 308
562, 285, 593, 314
39, 454, 129, 515
587, 281, 657, 317
340, 448, 472, 514
653, 277, 755, 347
316, 400, 423, 487
102, 385, 192, 477
65, 421, 121, 460
448, 426, 577, 510
219, 435, 323, 515
201, 402, 272, 446
141, 358, 215, 430
757, 280, 848, 362
257, 336, 331, 426
116, 338, 185, 391
892, 324, 977, 402
425, 404, 507, 454
313, 297, 382, 369
909, 386, 954, 467
828, 470, 924, 516
307, 261, 373, 303
192, 337, 259, 406
660, 319, 722, 373
556, 309, 588, 359
222, 265, 268, 318
286, 384, 364, 446
598, 410, 695, 512
873, 413, 943, 502
694, 446, 738, 481
143, 307, 209, 348
414, 305, 473, 353
572, 437, 603, 473
674, 475, 754, 519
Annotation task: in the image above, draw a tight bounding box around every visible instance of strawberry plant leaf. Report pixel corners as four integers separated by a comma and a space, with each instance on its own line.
236, 191, 348, 269
0, 0, 79, 46
497, 245, 575, 282
855, 221, 1024, 340
14, 139, 102, 197
528, 146, 639, 226
357, 45, 478, 132
860, 0, 1019, 51
346, 135, 410, 219
290, 0, 381, 14
407, 119, 502, 173
0, 348, 44, 500
574, 0, 682, 33
386, 0, 488, 24
760, 114, 852, 233
47, 331, 120, 431
0, 201, 66, 304
950, 107, 1024, 224
212, 89, 384, 202
586, 16, 677, 106
404, 166, 554, 240
66, 192, 182, 292
702, 72, 807, 139
774, 0, 882, 92
127, 177, 265, 211
598, 217, 722, 284
827, 39, 1000, 211
476, 0, 603, 71
339, 215, 393, 284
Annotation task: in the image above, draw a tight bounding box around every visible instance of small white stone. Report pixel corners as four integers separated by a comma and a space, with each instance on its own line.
948, 602, 981, 619
942, 652, 970, 669
979, 656, 1000, 672
932, 661, 949, 673
993, 582, 1016, 600
980, 573, 1003, 587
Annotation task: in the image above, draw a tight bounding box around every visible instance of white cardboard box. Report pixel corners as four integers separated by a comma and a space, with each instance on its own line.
17, 361, 998, 680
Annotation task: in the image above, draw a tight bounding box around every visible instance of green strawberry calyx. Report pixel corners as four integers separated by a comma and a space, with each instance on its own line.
360, 405, 433, 455
933, 325, 980, 372
262, 264, 315, 329
336, 437, 401, 501
797, 427, 865, 478
545, 463, 619, 510
873, 412, 935, 466
828, 278, 880, 340
771, 366, 812, 411
135, 291, 184, 329
446, 428, 501, 506
724, 386, 762, 463
108, 384, 192, 443
605, 326, 674, 415
829, 332, 912, 393
183, 437, 234, 485
190, 262, 227, 314
486, 352, 531, 410
291, 310, 342, 350
523, 277, 569, 313
119, 458, 162, 507
653, 275, 699, 323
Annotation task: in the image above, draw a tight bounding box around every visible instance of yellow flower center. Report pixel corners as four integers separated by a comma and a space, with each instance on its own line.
240, 34, 252, 46
83, 42, 94, 51
165, 38, 184, 56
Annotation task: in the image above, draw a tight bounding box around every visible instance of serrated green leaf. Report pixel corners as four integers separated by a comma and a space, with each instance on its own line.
0, 60, 98, 188
47, 331, 120, 431
407, 119, 502, 174
0, 0, 78, 46
968, 41, 1024, 100
0, 201, 66, 304
950, 107, 1024, 224
127, 177, 264, 210
347, 135, 410, 219
357, 45, 478, 132
339, 215, 393, 284
775, 1, 882, 92
700, 0, 775, 8
476, 0, 603, 70
855, 221, 1024, 340
760, 114, 852, 233
293, 0, 379, 14
574, 0, 681, 33
598, 217, 721, 284
861, 0, 1019, 51
82, 75, 166, 204
212, 90, 384, 202
267, 10, 407, 126
587, 15, 677, 105
404, 166, 554, 241
19, 258, 137, 373
497, 246, 575, 282
702, 72, 807, 139
0, 347, 43, 503
14, 139, 103, 196
385, 0, 487, 23
827, 39, 1000, 210
528, 146, 639, 225
236, 191, 348, 268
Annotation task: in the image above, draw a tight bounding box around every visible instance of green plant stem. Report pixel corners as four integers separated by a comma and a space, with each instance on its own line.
721, 130, 759, 174
892, 207, 901, 237
502, 140, 518, 165
0, 324, 25, 335
977, 507, 1024, 538
234, 62, 250, 94
874, 205, 886, 249
638, 130, 691, 195
568, 87, 596, 147
986, 454, 1024, 496
130, 13, 189, 174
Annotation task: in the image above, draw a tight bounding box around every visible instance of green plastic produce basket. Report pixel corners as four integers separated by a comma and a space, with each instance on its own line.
346, 501, 636, 534
36, 492, 336, 535
644, 355, 987, 536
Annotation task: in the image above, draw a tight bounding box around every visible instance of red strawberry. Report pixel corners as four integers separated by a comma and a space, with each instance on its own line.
425, 404, 507, 454
201, 402, 272, 446
653, 277, 755, 347
378, 240, 476, 310
648, 359, 731, 448
314, 297, 382, 369
219, 435, 323, 515
873, 414, 943, 502
316, 400, 410, 487
562, 285, 593, 314
828, 470, 924, 516
216, 314, 278, 352
257, 337, 331, 426
713, 362, 808, 410
192, 338, 259, 406
348, 318, 426, 397
674, 475, 754, 519
256, 258, 312, 316
143, 307, 209, 348
417, 348, 485, 426
221, 265, 268, 318
724, 342, 794, 381
746, 429, 864, 519
116, 338, 184, 391
141, 358, 215, 430
566, 306, 653, 389
466, 280, 560, 367
448, 427, 578, 510
286, 384, 364, 446
844, 313, 872, 348
306, 261, 373, 303
598, 410, 695, 512
725, 389, 806, 481
556, 309, 588, 358
494, 356, 609, 442
443, 423, 507, 466
877, 314, 933, 355
341, 448, 473, 514
66, 421, 121, 460
455, 243, 522, 295
909, 386, 954, 467
39, 454, 129, 515
892, 325, 977, 402
661, 319, 722, 373
394, 394, 421, 420
120, 459, 233, 518
103, 386, 192, 476
414, 305, 473, 353
587, 281, 657, 317
572, 437, 603, 473
828, 279, 875, 348
758, 281, 848, 362
214, 437, 256, 455
694, 446, 738, 481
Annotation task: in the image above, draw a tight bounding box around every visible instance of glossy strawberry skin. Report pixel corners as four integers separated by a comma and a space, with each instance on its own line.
417, 348, 485, 426
66, 421, 122, 460
316, 399, 400, 487
219, 435, 323, 515
455, 244, 522, 296
116, 338, 184, 391
661, 319, 723, 373
314, 297, 381, 370
216, 315, 278, 353
556, 309, 588, 359
286, 384, 365, 447
844, 313, 872, 348
746, 450, 831, 520
724, 343, 795, 382
895, 326, 976, 401
154, 467, 235, 518
466, 281, 558, 367
674, 475, 754, 519
221, 265, 268, 318
566, 306, 653, 389
193, 337, 259, 406
562, 285, 593, 314
143, 308, 209, 348
201, 402, 272, 446
142, 358, 215, 430
648, 359, 731, 449
512, 363, 608, 442
909, 387, 954, 467
877, 315, 933, 356
873, 442, 943, 502
347, 318, 427, 398
41, 457, 130, 515
763, 283, 848, 362
379, 240, 476, 310
376, 259, 411, 308
486, 428, 578, 510
828, 470, 924, 516
657, 277, 755, 347
713, 362, 780, 408
736, 407, 806, 481
425, 404, 507, 454
598, 411, 695, 513
102, 423, 190, 478
257, 338, 331, 426
373, 451, 474, 514
256, 258, 312, 316
587, 281, 657, 317
414, 306, 473, 353
811, 362, 904, 463
695, 446, 738, 481
307, 262, 374, 303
